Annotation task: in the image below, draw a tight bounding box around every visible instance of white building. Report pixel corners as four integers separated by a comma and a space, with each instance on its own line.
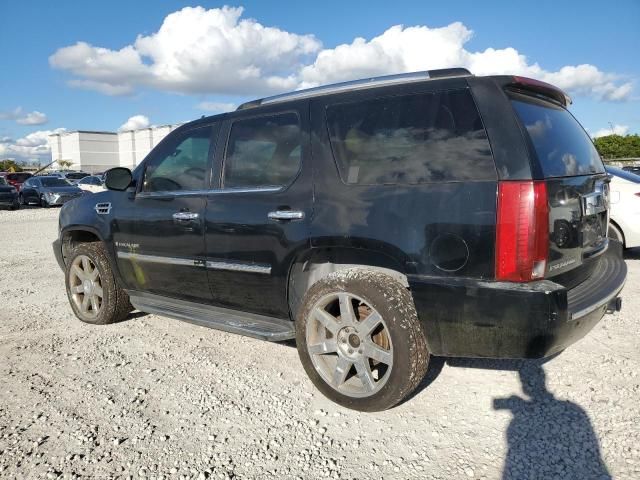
48, 124, 180, 173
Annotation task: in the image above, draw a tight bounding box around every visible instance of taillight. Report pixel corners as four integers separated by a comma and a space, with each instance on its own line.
495, 181, 549, 282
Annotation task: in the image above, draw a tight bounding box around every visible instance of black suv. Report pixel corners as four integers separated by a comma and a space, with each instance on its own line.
53, 69, 627, 411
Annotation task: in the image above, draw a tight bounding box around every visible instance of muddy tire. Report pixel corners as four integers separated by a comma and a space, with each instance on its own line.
296, 269, 429, 411
65, 242, 132, 325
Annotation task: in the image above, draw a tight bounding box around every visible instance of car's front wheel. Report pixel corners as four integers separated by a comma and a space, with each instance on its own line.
296, 269, 429, 411
19, 193, 26, 206
608, 223, 625, 247
65, 242, 132, 325
9, 199, 19, 210
40, 194, 49, 208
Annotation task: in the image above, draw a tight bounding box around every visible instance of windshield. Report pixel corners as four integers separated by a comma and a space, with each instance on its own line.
510, 94, 605, 178
66, 172, 89, 180
41, 177, 72, 187
6, 173, 32, 182
607, 166, 640, 183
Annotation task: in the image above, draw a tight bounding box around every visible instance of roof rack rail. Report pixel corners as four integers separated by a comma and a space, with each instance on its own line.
236, 68, 472, 110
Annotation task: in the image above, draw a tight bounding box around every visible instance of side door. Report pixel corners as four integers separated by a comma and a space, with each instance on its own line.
23, 178, 39, 203
114, 123, 219, 303
204, 103, 312, 318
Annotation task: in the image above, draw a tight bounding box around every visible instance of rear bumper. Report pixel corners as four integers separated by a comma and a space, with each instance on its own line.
0, 193, 18, 205
409, 241, 627, 359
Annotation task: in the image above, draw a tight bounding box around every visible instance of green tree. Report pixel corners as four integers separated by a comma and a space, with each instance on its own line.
593, 134, 640, 159
57, 159, 74, 170
0, 159, 23, 172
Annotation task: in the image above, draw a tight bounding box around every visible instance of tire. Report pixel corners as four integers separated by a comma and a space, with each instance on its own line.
19, 193, 26, 206
9, 199, 19, 210
296, 269, 429, 411
608, 223, 625, 247
65, 242, 132, 325
40, 194, 49, 208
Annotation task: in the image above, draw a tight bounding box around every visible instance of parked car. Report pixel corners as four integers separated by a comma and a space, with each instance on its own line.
20, 176, 85, 207
622, 165, 640, 175
76, 175, 106, 194
47, 171, 91, 184
0, 171, 33, 191
606, 166, 640, 248
53, 69, 626, 411
0, 176, 20, 210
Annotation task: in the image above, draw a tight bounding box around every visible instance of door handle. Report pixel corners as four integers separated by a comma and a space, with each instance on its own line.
268, 210, 305, 221
172, 211, 199, 221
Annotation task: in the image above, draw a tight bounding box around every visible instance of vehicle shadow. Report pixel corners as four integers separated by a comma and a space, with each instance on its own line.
441, 357, 610, 480
624, 247, 640, 259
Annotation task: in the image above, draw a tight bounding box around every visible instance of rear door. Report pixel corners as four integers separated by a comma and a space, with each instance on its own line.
203, 102, 312, 318
510, 93, 609, 287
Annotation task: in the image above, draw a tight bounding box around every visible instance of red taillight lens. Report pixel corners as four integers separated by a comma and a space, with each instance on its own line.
496, 181, 549, 282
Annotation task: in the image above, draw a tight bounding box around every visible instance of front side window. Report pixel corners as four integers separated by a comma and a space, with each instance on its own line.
326, 89, 495, 185
224, 113, 301, 189
143, 126, 212, 193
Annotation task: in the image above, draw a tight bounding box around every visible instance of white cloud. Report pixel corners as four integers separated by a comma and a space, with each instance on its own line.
50, 6, 320, 96
0, 107, 48, 125
197, 101, 237, 113
48, 7, 633, 102
299, 23, 633, 102
0, 128, 66, 161
119, 115, 150, 131
592, 124, 629, 138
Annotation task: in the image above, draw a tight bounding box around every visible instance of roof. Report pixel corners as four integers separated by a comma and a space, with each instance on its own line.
237, 68, 472, 110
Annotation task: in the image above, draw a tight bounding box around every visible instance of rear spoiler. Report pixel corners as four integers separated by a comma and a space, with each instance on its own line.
506, 76, 572, 107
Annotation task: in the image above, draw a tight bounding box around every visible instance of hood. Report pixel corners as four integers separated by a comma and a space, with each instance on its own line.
43, 186, 83, 194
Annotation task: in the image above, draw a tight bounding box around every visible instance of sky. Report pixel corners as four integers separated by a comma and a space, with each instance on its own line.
1, 0, 639, 163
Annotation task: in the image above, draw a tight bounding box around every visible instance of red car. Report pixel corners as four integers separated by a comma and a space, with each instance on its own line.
0, 172, 33, 192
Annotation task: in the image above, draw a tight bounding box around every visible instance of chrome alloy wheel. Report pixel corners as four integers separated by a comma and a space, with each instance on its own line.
306, 292, 393, 397
68, 255, 103, 319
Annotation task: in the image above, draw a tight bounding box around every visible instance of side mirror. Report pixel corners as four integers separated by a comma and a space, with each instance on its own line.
104, 168, 133, 191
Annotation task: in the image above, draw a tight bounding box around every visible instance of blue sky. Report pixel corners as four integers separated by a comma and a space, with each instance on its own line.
1, 0, 638, 162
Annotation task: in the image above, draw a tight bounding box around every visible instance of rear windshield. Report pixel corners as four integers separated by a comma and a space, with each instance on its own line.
607, 166, 640, 183
41, 177, 71, 187
6, 172, 32, 182
511, 95, 604, 178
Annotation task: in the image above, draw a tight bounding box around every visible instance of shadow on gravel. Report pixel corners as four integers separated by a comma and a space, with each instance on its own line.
624, 247, 640, 259
495, 361, 611, 480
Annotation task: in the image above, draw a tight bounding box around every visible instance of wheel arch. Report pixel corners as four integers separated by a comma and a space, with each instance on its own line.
608, 219, 626, 247
287, 246, 409, 321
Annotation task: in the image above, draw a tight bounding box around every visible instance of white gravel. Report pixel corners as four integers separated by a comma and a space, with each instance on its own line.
0, 206, 639, 479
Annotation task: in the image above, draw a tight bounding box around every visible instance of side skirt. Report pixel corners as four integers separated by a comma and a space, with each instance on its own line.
127, 291, 295, 342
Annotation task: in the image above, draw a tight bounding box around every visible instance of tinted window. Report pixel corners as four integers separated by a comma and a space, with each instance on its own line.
143, 126, 212, 192
66, 172, 89, 180
224, 113, 301, 188
326, 89, 495, 185
607, 166, 640, 183
7, 173, 32, 182
511, 96, 604, 178
41, 177, 71, 187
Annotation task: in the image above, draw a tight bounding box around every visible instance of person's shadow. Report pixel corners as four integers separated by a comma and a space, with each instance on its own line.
494, 361, 611, 480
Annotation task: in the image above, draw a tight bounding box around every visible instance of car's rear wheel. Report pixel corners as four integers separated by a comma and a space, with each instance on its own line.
40, 194, 49, 208
608, 223, 625, 247
296, 269, 429, 411
65, 242, 132, 325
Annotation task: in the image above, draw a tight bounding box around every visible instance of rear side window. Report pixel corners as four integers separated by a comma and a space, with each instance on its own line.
224, 113, 301, 189
326, 89, 495, 185
511, 96, 604, 177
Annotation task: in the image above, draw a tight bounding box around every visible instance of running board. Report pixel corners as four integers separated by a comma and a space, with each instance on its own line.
128, 291, 295, 341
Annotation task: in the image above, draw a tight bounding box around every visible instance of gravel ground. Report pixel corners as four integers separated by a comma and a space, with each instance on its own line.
0, 206, 639, 480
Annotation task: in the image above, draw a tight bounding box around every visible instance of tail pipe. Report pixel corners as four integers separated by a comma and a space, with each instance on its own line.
606, 296, 623, 314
